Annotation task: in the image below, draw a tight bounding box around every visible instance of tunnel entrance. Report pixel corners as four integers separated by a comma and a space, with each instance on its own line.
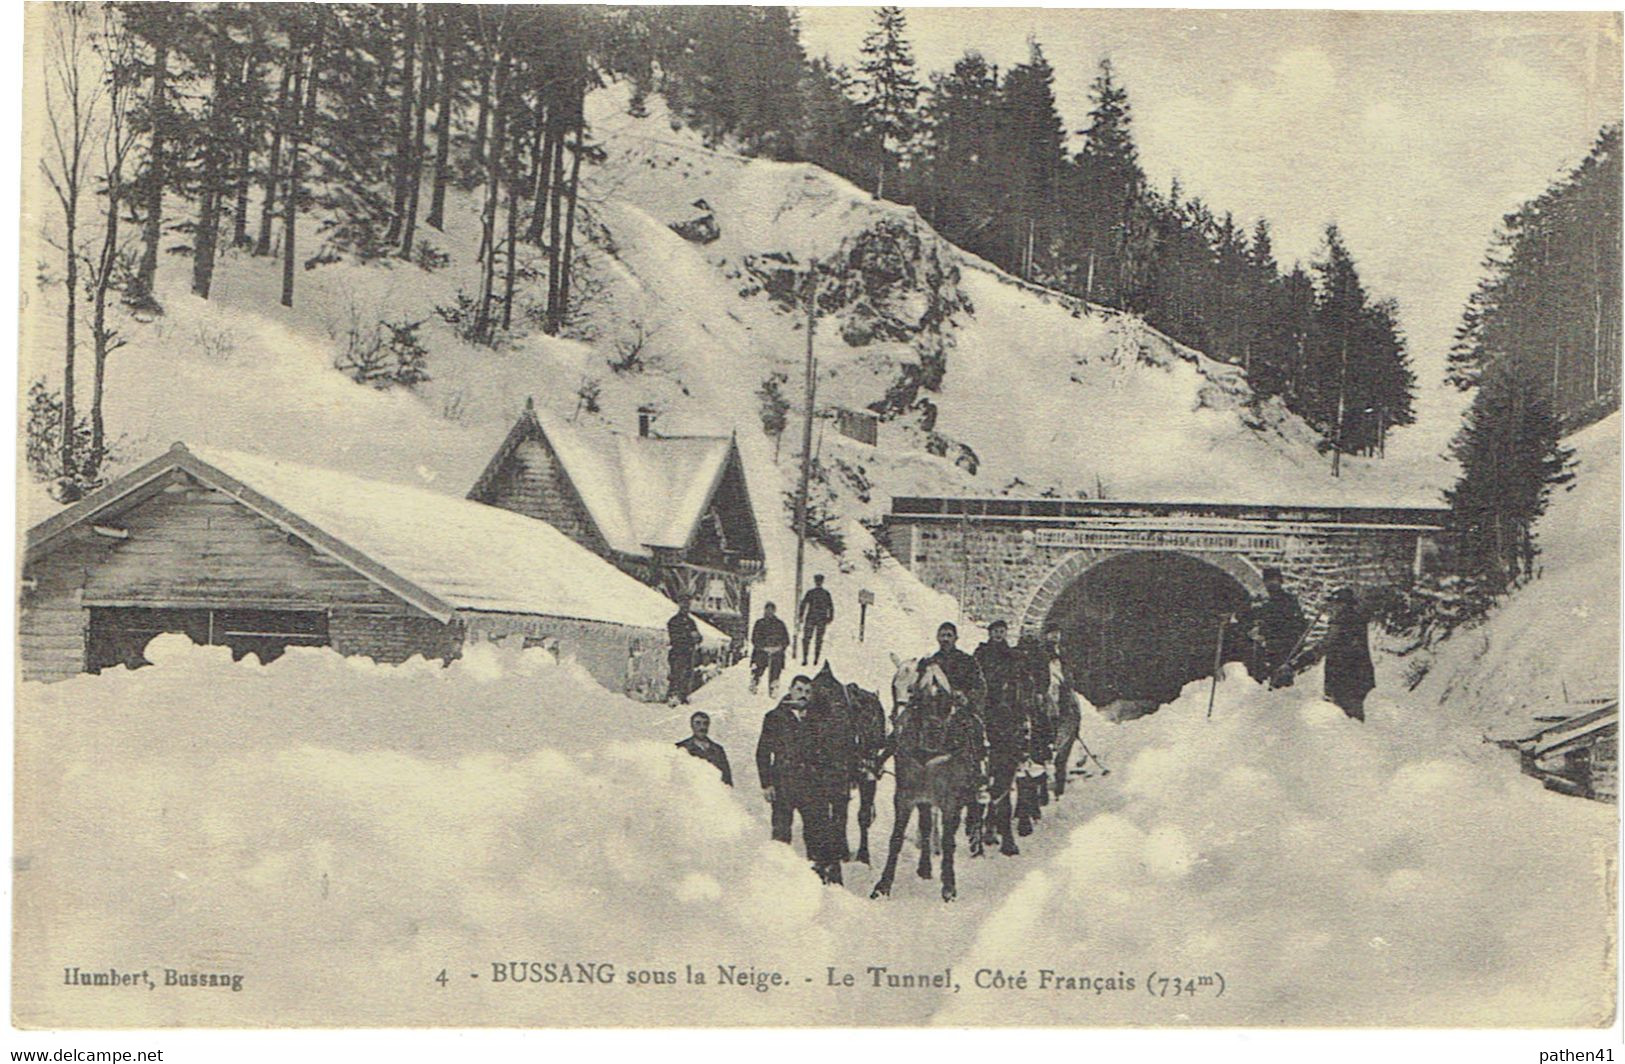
1043, 551, 1252, 719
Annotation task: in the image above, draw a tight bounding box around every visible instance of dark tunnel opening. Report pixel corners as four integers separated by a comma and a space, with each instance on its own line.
1044, 551, 1252, 719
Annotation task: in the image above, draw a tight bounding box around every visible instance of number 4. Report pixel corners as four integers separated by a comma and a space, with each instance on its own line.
436, 969, 448, 988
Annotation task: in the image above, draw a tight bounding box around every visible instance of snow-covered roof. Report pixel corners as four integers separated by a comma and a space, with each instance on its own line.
1524, 702, 1620, 759
474, 405, 748, 559
26, 444, 727, 642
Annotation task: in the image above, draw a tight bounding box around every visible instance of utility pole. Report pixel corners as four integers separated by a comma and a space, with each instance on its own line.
792, 259, 819, 650
1332, 337, 1348, 478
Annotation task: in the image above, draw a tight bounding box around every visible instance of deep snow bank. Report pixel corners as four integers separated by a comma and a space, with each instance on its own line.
15, 636, 1613, 1027
1410, 413, 1620, 736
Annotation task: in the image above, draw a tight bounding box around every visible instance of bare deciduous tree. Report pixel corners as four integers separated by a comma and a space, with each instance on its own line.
85, 5, 141, 483
40, 2, 103, 496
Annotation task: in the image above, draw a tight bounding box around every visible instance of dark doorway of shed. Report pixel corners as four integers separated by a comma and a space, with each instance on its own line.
87, 607, 330, 671
1044, 551, 1250, 720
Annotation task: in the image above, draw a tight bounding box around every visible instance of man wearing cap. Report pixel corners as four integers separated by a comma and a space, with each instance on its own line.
755, 675, 843, 880
749, 602, 791, 697
918, 622, 989, 853
918, 622, 986, 706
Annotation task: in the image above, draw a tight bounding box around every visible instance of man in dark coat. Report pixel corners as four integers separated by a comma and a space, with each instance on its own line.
666, 599, 702, 705
749, 602, 791, 697
799, 574, 834, 666
918, 622, 987, 706
805, 666, 863, 883
755, 676, 839, 877
1233, 567, 1308, 686
1321, 587, 1375, 721
676, 711, 732, 785
973, 620, 1026, 856
1013, 632, 1054, 837
918, 621, 989, 854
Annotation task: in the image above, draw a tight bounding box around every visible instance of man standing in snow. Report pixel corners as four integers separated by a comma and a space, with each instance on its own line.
918, 621, 989, 854
1319, 587, 1375, 722
676, 711, 732, 785
1041, 623, 1084, 798
748, 601, 790, 696
973, 620, 1026, 856
1013, 631, 1055, 837
1234, 566, 1308, 686
666, 598, 702, 705
755, 676, 835, 876
798, 574, 834, 666
804, 668, 862, 884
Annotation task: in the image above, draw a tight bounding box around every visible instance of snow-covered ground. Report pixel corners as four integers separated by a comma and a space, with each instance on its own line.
15, 617, 1614, 1026
15, 83, 1615, 1029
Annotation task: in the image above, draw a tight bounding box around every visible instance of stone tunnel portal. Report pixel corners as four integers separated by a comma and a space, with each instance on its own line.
1043, 551, 1254, 718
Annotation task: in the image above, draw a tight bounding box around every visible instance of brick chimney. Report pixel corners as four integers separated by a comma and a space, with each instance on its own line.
637, 405, 658, 438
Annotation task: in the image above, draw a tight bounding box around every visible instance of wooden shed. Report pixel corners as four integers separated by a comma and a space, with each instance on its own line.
1508, 702, 1620, 804
20, 444, 726, 700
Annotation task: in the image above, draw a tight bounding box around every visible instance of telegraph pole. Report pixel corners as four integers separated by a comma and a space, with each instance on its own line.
1332, 337, 1348, 478
792, 259, 818, 650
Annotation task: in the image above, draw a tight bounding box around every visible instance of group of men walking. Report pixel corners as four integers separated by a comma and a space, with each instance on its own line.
674, 568, 1381, 888
1226, 566, 1376, 721
744, 617, 1082, 881
668, 573, 838, 706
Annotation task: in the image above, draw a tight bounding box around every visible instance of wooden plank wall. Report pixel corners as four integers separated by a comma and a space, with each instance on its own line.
475, 438, 608, 555
20, 472, 460, 681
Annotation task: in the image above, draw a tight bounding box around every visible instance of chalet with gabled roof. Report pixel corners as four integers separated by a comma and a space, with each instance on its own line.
468, 400, 766, 642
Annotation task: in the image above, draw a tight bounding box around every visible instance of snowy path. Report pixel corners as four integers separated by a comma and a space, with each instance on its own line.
15, 618, 1612, 1027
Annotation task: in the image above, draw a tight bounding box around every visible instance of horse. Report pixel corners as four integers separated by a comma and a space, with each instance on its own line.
808, 664, 889, 865
871, 658, 985, 903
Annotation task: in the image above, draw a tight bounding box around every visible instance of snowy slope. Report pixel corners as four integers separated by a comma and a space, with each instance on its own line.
22, 83, 1451, 631
1408, 413, 1621, 736
584, 95, 1451, 508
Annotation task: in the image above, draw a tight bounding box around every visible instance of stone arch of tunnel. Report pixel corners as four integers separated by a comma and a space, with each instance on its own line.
1022, 549, 1266, 714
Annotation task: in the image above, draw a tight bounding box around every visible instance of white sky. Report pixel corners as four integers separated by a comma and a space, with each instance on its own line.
798, 8, 1623, 457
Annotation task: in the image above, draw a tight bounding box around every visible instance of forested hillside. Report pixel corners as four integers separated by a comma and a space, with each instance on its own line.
26, 2, 1432, 520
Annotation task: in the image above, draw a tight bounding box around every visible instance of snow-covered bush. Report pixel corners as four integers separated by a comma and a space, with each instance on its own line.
330, 304, 431, 389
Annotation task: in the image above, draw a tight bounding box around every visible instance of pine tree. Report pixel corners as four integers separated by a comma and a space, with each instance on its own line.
1304, 225, 1415, 463
1448, 125, 1621, 431
994, 40, 1066, 281
1071, 58, 1147, 305
856, 6, 920, 200
919, 51, 1000, 256
117, 1, 186, 312
1446, 361, 1575, 587
1241, 219, 1293, 399
798, 58, 875, 193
